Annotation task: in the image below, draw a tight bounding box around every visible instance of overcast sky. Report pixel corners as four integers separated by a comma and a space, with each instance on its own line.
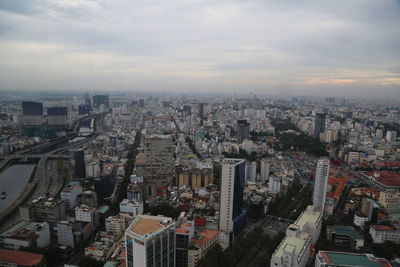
0, 0, 399, 98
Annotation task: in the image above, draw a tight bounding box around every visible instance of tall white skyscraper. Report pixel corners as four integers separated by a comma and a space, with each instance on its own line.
313, 158, 330, 212
219, 158, 247, 249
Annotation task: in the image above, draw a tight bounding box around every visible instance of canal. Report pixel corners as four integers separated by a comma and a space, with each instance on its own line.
0, 164, 36, 212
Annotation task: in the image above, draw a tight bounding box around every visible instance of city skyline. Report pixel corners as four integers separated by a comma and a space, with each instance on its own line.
0, 0, 399, 98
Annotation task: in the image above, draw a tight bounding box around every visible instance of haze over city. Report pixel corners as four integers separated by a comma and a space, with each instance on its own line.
1, 0, 400, 98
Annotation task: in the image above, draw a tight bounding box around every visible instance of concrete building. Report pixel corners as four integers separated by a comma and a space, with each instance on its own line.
77, 190, 98, 208
0, 221, 50, 250
119, 199, 143, 217
219, 158, 247, 249
22, 101, 43, 126
135, 135, 175, 199
369, 224, 400, 244
260, 159, 270, 182
176, 168, 213, 190
271, 225, 311, 267
269, 176, 282, 193
326, 225, 364, 249
47, 106, 68, 129
237, 120, 250, 143
294, 205, 322, 244
75, 205, 99, 230
20, 197, 66, 223
188, 229, 219, 267
124, 215, 175, 267
105, 216, 126, 238
386, 130, 397, 143
315, 251, 391, 267
245, 161, 257, 182
378, 190, 400, 214
57, 221, 77, 248
92, 95, 109, 108
313, 158, 330, 213
61, 184, 83, 210
314, 113, 326, 139
175, 219, 195, 267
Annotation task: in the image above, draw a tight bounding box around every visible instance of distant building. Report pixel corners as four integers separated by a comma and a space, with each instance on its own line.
237, 120, 250, 143
219, 158, 247, 249
119, 199, 143, 218
183, 105, 192, 116
94, 166, 117, 199
135, 135, 175, 200
314, 113, 326, 139
22, 101, 43, 126
74, 150, 86, 179
176, 168, 213, 190
61, 184, 83, 210
124, 215, 175, 267
75, 205, 100, 230
313, 158, 330, 213
47, 106, 68, 130
245, 161, 257, 182
198, 103, 204, 122
315, 251, 391, 267
20, 197, 66, 224
78, 104, 91, 115
386, 130, 397, 143
260, 159, 270, 182
92, 95, 109, 108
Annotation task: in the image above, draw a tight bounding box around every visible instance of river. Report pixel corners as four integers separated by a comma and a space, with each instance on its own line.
0, 164, 36, 212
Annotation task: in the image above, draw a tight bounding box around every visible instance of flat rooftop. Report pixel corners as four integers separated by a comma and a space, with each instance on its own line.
129, 215, 172, 237
295, 205, 322, 229
274, 232, 310, 258
317, 251, 391, 267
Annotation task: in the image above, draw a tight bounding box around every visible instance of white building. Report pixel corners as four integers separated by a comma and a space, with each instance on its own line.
386, 130, 397, 142
245, 161, 257, 182
271, 225, 311, 267
219, 158, 247, 249
0, 221, 50, 250
57, 221, 76, 248
294, 206, 322, 244
260, 159, 270, 182
119, 199, 143, 217
313, 158, 330, 212
61, 185, 83, 210
269, 176, 282, 193
105, 216, 126, 238
369, 224, 400, 244
75, 205, 99, 229
124, 215, 175, 267
378, 190, 400, 214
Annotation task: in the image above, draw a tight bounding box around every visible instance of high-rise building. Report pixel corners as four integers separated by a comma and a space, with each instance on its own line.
125, 215, 175, 267
260, 159, 270, 182
22, 101, 43, 126
74, 150, 86, 179
198, 103, 204, 119
135, 135, 175, 200
237, 120, 250, 143
183, 105, 192, 116
78, 104, 91, 115
313, 158, 330, 212
314, 113, 326, 139
219, 158, 247, 249
47, 107, 68, 129
92, 95, 109, 108
386, 130, 397, 142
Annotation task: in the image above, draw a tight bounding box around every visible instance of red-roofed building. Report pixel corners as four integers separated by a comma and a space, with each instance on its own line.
188, 229, 219, 267
0, 249, 45, 267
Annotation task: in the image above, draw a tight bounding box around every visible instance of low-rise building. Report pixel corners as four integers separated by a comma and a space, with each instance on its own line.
326, 225, 364, 249
105, 216, 126, 239
84, 232, 116, 262
378, 190, 400, 214
369, 224, 400, 244
75, 205, 99, 230
20, 197, 66, 223
315, 251, 391, 267
188, 229, 219, 267
0, 248, 46, 267
119, 199, 143, 217
0, 221, 50, 250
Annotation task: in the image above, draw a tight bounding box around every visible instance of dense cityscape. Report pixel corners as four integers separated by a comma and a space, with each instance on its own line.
0, 93, 399, 267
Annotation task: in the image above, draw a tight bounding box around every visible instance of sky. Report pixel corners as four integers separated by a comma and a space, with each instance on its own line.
0, 0, 399, 98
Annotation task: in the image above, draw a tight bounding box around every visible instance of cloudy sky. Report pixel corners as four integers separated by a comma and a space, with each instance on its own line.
0, 0, 399, 97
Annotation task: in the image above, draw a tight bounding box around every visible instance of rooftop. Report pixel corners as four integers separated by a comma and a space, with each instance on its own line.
129, 215, 172, 238
317, 251, 391, 267
0, 248, 44, 266
295, 205, 322, 230
190, 229, 219, 248
370, 224, 395, 231
328, 225, 363, 239
274, 232, 310, 258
